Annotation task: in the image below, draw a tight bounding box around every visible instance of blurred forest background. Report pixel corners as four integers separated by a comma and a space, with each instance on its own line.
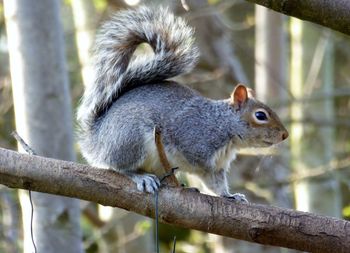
0, 0, 349, 252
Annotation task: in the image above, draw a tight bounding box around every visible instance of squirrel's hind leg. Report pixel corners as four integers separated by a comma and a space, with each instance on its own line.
154, 127, 180, 187
104, 126, 162, 194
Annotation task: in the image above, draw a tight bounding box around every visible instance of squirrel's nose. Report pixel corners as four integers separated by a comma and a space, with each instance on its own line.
281, 130, 289, 141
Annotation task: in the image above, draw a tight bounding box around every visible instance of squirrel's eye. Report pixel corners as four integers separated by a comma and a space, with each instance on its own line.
255, 111, 268, 121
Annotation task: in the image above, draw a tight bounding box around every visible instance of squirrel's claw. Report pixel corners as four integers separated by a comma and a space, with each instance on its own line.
223, 193, 249, 203
131, 174, 160, 194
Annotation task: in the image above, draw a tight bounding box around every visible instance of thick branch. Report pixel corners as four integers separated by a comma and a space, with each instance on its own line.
245, 0, 350, 36
0, 147, 349, 252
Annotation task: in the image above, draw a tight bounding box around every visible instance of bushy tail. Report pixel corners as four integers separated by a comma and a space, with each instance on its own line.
77, 6, 199, 130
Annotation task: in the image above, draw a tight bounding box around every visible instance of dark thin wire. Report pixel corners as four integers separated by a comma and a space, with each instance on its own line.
28, 190, 37, 253
156, 168, 180, 253
171, 236, 177, 253
11, 131, 38, 253
156, 169, 179, 253
155, 191, 159, 253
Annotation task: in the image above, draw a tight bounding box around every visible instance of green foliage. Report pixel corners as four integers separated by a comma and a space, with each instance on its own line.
135, 219, 152, 234
208, 0, 220, 5
81, 213, 99, 253
343, 205, 350, 220
63, 0, 71, 5
62, 0, 106, 13
93, 0, 108, 11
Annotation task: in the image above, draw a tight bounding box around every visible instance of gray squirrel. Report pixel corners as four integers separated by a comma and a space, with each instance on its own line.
77, 6, 288, 203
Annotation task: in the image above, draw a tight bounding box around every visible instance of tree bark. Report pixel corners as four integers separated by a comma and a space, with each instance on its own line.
245, 0, 350, 36
0, 147, 349, 253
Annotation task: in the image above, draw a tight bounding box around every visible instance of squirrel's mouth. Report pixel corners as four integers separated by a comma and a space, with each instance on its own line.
262, 141, 274, 146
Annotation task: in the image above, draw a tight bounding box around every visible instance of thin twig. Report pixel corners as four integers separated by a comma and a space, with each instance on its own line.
11, 131, 37, 156
154, 127, 180, 186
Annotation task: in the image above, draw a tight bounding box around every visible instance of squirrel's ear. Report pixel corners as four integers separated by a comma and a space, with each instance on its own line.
230, 84, 248, 107
247, 88, 256, 98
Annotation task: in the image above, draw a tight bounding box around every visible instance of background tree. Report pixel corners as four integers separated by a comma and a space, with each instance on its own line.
290, 18, 342, 217
71, 0, 96, 87
3, 0, 83, 252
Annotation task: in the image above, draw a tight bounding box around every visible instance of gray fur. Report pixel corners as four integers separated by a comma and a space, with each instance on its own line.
81, 82, 241, 169
77, 6, 199, 131
77, 7, 288, 198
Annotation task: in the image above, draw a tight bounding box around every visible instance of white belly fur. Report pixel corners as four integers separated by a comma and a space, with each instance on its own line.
142, 132, 237, 174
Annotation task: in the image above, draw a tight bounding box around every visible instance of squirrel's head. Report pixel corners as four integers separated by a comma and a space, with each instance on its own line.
230, 84, 289, 148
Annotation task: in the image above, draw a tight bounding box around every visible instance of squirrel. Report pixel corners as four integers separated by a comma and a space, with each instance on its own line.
77, 6, 288, 203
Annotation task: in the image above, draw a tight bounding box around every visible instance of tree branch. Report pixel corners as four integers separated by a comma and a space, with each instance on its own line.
0, 147, 349, 252
245, 0, 350, 36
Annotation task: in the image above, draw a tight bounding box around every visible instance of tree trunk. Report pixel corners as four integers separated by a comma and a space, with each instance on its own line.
290, 18, 342, 217
1, 190, 20, 253
290, 18, 305, 213
3, 0, 83, 252
319, 36, 342, 216
71, 0, 96, 87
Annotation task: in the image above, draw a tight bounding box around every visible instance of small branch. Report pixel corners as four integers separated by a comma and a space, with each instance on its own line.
82, 207, 105, 228
250, 157, 350, 190
11, 131, 36, 155
283, 157, 350, 185
154, 127, 179, 187
244, 0, 350, 36
0, 147, 349, 252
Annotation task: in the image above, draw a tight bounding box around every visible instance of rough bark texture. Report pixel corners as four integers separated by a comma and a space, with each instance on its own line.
245, 0, 350, 36
0, 147, 349, 252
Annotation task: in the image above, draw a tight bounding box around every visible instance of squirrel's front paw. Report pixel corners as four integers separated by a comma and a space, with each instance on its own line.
223, 193, 249, 203
130, 174, 160, 194
181, 185, 200, 193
